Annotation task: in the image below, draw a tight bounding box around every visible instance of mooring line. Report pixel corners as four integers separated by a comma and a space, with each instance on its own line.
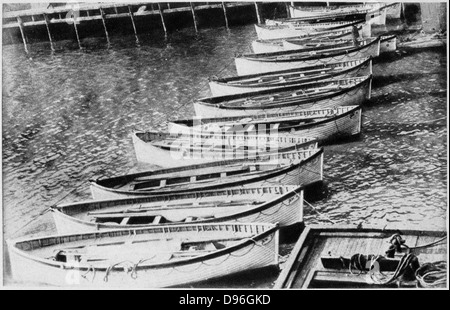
178, 53, 240, 108
9, 178, 88, 237
303, 199, 336, 224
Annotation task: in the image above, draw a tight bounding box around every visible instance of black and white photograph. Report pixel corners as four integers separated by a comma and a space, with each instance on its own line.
1, 0, 448, 292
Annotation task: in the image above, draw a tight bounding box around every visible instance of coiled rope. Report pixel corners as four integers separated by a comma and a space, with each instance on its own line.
347, 233, 447, 287
415, 261, 447, 288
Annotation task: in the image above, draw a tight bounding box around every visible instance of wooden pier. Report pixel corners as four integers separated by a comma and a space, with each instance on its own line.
2, 2, 274, 52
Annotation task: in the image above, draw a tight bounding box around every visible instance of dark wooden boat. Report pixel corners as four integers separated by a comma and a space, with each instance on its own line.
274, 225, 447, 289
91, 148, 324, 200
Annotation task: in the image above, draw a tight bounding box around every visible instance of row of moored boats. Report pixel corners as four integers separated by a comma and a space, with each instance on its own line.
7, 2, 446, 288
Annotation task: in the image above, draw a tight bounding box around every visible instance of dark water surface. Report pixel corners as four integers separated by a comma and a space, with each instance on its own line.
2, 24, 447, 288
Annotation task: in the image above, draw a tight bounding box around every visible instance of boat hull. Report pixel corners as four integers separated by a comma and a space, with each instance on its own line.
209, 58, 372, 97
285, 107, 362, 142
386, 3, 402, 19
235, 40, 380, 76
53, 188, 304, 234
196, 77, 371, 118
282, 36, 396, 54
288, 4, 386, 25
254, 23, 371, 41
96, 147, 324, 198
132, 131, 317, 167
8, 223, 279, 288
380, 35, 397, 53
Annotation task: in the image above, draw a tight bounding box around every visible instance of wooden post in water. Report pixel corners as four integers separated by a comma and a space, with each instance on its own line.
16, 16, 28, 53
43, 14, 55, 52
190, 2, 199, 32
285, 3, 291, 18
72, 21, 82, 49
254, 2, 262, 24
222, 2, 229, 29
68, 10, 82, 50
157, 3, 168, 37
99, 7, 110, 45
128, 5, 139, 43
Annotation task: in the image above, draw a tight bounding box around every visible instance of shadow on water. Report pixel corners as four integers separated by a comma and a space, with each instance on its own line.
365, 89, 446, 108
373, 45, 447, 65
371, 72, 443, 89
171, 265, 281, 289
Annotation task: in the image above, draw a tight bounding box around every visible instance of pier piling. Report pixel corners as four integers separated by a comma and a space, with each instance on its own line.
72, 16, 82, 49
43, 14, 55, 52
254, 2, 262, 24
128, 5, 139, 43
99, 7, 110, 45
2, 2, 260, 51
190, 2, 199, 32
16, 16, 28, 53
222, 2, 229, 29
157, 3, 168, 37
285, 3, 291, 18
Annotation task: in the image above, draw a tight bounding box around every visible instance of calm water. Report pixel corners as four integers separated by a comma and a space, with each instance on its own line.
2, 24, 447, 288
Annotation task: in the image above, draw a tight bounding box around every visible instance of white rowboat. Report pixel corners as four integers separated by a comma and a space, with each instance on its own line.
7, 222, 279, 288
52, 185, 304, 234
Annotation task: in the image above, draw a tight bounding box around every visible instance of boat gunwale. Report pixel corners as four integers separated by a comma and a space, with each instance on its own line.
8, 222, 280, 272
238, 37, 380, 63
197, 74, 372, 110
210, 57, 371, 84
176, 106, 362, 132
90, 148, 324, 196
255, 19, 366, 33
136, 130, 316, 144
254, 27, 356, 44
52, 186, 303, 229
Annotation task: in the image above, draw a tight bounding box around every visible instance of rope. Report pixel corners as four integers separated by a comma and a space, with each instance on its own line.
179, 56, 236, 108
10, 208, 51, 237
103, 260, 135, 282
10, 176, 89, 237
303, 199, 336, 224
344, 233, 447, 287
248, 237, 288, 263
415, 261, 447, 288
405, 236, 447, 250
369, 253, 419, 285
349, 253, 367, 275
81, 265, 96, 283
